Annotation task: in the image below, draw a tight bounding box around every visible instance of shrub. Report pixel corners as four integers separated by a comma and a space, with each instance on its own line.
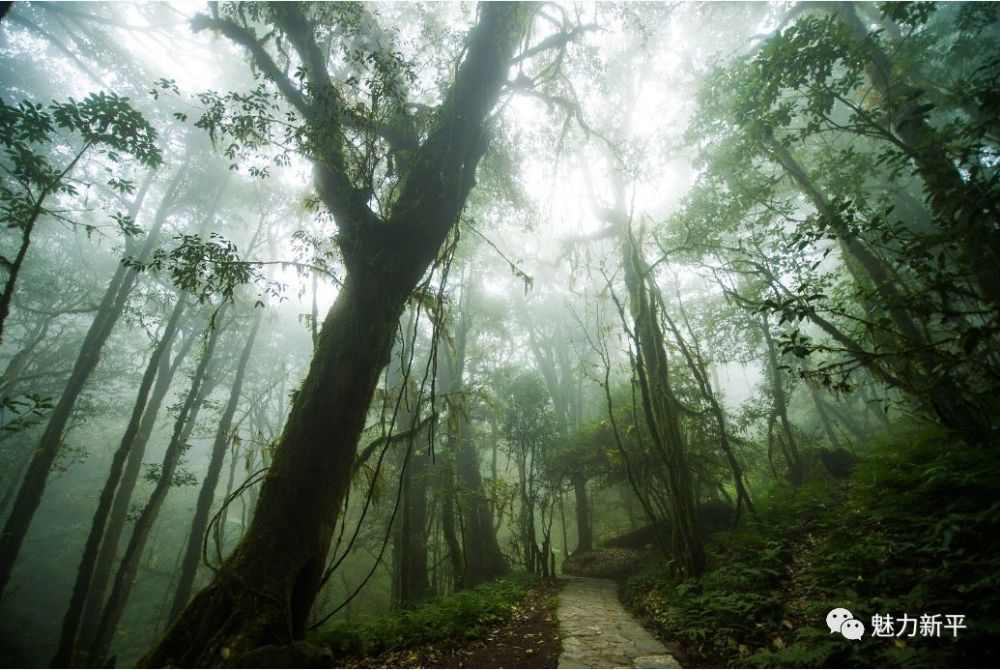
313, 574, 535, 658
626, 427, 1000, 667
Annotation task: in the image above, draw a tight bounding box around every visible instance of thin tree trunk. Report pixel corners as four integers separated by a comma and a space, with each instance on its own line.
0, 166, 179, 599
439, 457, 464, 592
52, 297, 187, 667
761, 320, 804, 486
88, 306, 227, 665
558, 494, 569, 559
808, 383, 845, 451
0, 142, 97, 345
76, 322, 197, 659
216, 440, 241, 553
661, 287, 753, 516
169, 310, 262, 619
570, 472, 592, 554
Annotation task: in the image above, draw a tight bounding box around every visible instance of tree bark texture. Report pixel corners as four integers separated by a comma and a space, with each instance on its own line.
144, 5, 527, 665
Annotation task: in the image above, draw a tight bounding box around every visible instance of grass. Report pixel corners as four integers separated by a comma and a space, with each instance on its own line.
624, 427, 1000, 667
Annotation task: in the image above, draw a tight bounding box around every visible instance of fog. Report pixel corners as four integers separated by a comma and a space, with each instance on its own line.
1, 2, 997, 668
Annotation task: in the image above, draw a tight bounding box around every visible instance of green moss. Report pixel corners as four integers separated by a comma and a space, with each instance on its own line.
625, 427, 1000, 667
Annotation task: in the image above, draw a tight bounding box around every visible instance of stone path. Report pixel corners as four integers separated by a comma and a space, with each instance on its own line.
557, 576, 681, 669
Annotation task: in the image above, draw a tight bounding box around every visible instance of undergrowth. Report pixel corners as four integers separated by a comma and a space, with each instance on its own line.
624, 427, 1000, 668
312, 573, 536, 658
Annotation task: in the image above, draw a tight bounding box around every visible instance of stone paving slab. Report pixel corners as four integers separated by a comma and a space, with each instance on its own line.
557, 576, 681, 669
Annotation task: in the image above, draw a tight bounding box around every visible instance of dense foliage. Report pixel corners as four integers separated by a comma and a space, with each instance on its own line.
626, 428, 1000, 668
316, 574, 535, 658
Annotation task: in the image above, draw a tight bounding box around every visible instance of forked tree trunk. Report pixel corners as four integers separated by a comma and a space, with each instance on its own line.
455, 420, 506, 585
144, 6, 526, 665
441, 302, 506, 587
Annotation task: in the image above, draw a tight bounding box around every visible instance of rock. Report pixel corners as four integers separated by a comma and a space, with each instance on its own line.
556, 576, 681, 669
634, 653, 682, 669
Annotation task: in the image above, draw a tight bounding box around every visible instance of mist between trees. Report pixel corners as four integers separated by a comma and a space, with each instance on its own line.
0, 2, 997, 668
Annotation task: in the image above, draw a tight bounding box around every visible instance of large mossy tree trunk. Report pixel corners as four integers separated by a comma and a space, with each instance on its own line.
144, 5, 527, 666
621, 226, 707, 576
591, 148, 705, 576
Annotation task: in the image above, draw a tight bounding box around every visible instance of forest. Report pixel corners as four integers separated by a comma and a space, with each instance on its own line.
0, 1, 998, 668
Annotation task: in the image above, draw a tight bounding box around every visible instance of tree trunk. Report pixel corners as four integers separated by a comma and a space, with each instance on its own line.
88, 306, 227, 665
622, 226, 706, 575
393, 410, 431, 607
0, 141, 104, 345
760, 320, 805, 486
169, 310, 262, 620
144, 7, 525, 664
76, 320, 197, 659
438, 456, 465, 592
570, 472, 592, 554
442, 292, 505, 587
558, 494, 569, 559
664, 288, 754, 517
807, 382, 846, 451
454, 419, 506, 585
52, 297, 187, 667
0, 166, 180, 599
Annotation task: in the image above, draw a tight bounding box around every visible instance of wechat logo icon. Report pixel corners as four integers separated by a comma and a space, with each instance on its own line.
827, 607, 865, 640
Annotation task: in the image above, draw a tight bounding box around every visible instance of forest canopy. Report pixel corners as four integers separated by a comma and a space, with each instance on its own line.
0, 2, 997, 669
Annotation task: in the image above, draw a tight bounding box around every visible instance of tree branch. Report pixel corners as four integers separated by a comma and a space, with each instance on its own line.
190, 13, 312, 119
